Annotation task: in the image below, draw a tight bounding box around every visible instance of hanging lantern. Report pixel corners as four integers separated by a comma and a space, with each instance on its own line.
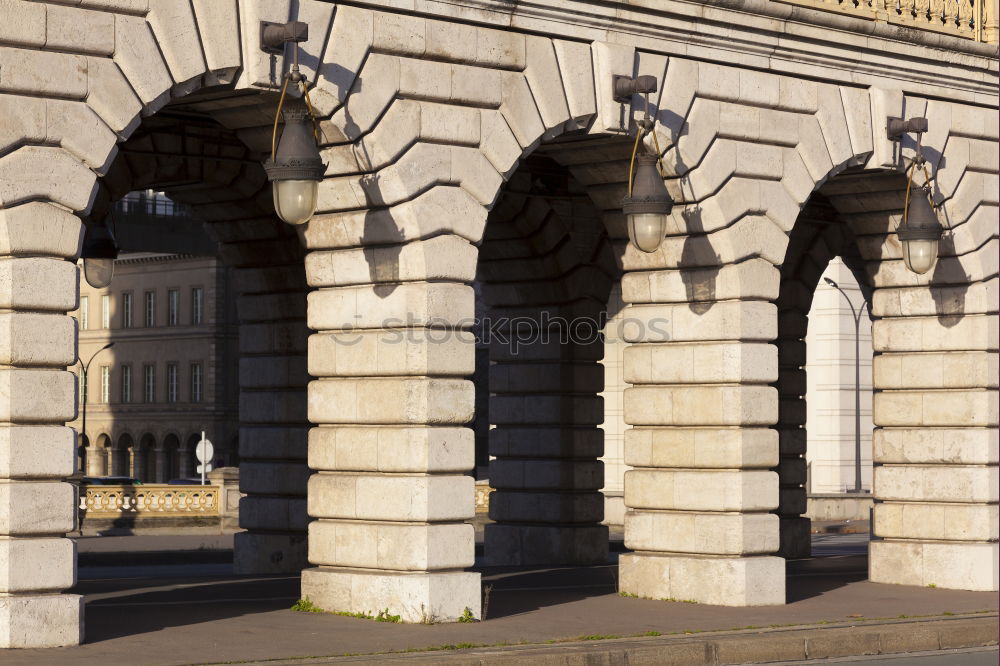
623, 153, 673, 253
897, 184, 943, 275
264, 101, 325, 225
81, 221, 118, 289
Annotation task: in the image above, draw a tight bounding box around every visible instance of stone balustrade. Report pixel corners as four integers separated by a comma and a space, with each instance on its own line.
773, 0, 997, 41
79, 485, 220, 519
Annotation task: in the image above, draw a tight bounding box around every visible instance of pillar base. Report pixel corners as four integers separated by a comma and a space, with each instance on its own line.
300, 567, 481, 623
870, 540, 999, 591
234, 531, 308, 574
619, 553, 785, 606
777, 517, 811, 559
0, 594, 82, 648
484, 523, 608, 566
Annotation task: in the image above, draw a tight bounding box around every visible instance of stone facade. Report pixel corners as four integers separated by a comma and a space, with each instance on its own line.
71, 249, 239, 482
0, 0, 997, 648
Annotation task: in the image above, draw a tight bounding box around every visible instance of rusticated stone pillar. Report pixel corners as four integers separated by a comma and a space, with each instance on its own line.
231, 263, 311, 575
0, 203, 84, 647
299, 222, 481, 622
618, 260, 785, 606
869, 284, 999, 591
485, 331, 608, 566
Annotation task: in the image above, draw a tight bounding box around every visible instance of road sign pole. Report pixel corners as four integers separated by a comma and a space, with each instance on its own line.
201, 430, 206, 486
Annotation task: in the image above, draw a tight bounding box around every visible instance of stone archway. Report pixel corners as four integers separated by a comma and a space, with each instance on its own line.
0, 0, 995, 649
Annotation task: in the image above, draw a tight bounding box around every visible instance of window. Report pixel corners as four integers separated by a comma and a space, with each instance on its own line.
122, 292, 133, 328
166, 363, 178, 403
79, 371, 87, 404
143, 364, 155, 403
101, 294, 111, 329
100, 365, 111, 403
80, 296, 89, 330
121, 365, 132, 403
191, 287, 203, 325
190, 363, 203, 403
168, 289, 179, 326
144, 290, 155, 327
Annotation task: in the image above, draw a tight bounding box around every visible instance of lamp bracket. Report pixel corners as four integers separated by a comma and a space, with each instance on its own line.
613, 74, 657, 104
260, 20, 309, 55
887, 116, 928, 141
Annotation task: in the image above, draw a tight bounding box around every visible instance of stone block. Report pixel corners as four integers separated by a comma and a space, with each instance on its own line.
0, 258, 77, 312
309, 520, 474, 570
553, 40, 596, 125
0, 482, 75, 535
620, 259, 779, 304
874, 465, 998, 503
308, 378, 473, 425
239, 461, 309, 496
308, 329, 474, 378
524, 36, 571, 133
490, 460, 603, 491
620, 302, 777, 343
238, 321, 308, 355
489, 362, 603, 394
308, 426, 473, 474
778, 517, 812, 559
624, 385, 777, 426
233, 531, 308, 575
238, 496, 308, 531
873, 315, 998, 353
0, 47, 87, 98
874, 352, 998, 389
0, 0, 45, 48
307, 283, 473, 331
875, 502, 998, 541
192, 0, 242, 78
0, 537, 75, 593
624, 427, 777, 469
484, 523, 608, 566
625, 342, 777, 385
870, 540, 998, 591
113, 14, 172, 111
0, 426, 75, 479
488, 489, 603, 523
238, 426, 309, 461
625, 510, 779, 555
873, 427, 998, 465
619, 553, 785, 605
46, 3, 115, 55
308, 473, 473, 522
238, 355, 308, 390
0, 369, 75, 423
0, 146, 97, 214
301, 567, 481, 623
490, 395, 603, 426
874, 390, 998, 427
489, 427, 603, 459
239, 389, 307, 425
0, 593, 82, 648
147, 0, 208, 85
625, 469, 778, 512
0, 313, 75, 367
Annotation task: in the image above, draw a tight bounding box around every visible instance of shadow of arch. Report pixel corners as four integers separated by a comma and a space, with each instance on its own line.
162, 434, 181, 482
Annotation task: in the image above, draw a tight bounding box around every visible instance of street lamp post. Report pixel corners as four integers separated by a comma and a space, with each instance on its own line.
77, 342, 115, 473
823, 277, 869, 494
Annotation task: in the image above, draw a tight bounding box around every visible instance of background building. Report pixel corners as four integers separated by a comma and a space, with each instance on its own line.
71, 193, 239, 482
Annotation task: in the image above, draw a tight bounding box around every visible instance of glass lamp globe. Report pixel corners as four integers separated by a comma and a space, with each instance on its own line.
622, 154, 673, 253
897, 186, 943, 275
273, 179, 319, 225
264, 102, 326, 226
83, 257, 115, 289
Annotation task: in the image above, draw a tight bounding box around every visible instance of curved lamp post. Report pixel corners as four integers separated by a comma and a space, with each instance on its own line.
823, 277, 869, 494
77, 342, 115, 472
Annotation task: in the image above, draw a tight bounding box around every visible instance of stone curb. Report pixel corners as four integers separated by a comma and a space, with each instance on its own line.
280, 614, 998, 665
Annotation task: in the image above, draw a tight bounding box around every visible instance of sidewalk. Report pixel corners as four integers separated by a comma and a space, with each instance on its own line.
11, 541, 998, 666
